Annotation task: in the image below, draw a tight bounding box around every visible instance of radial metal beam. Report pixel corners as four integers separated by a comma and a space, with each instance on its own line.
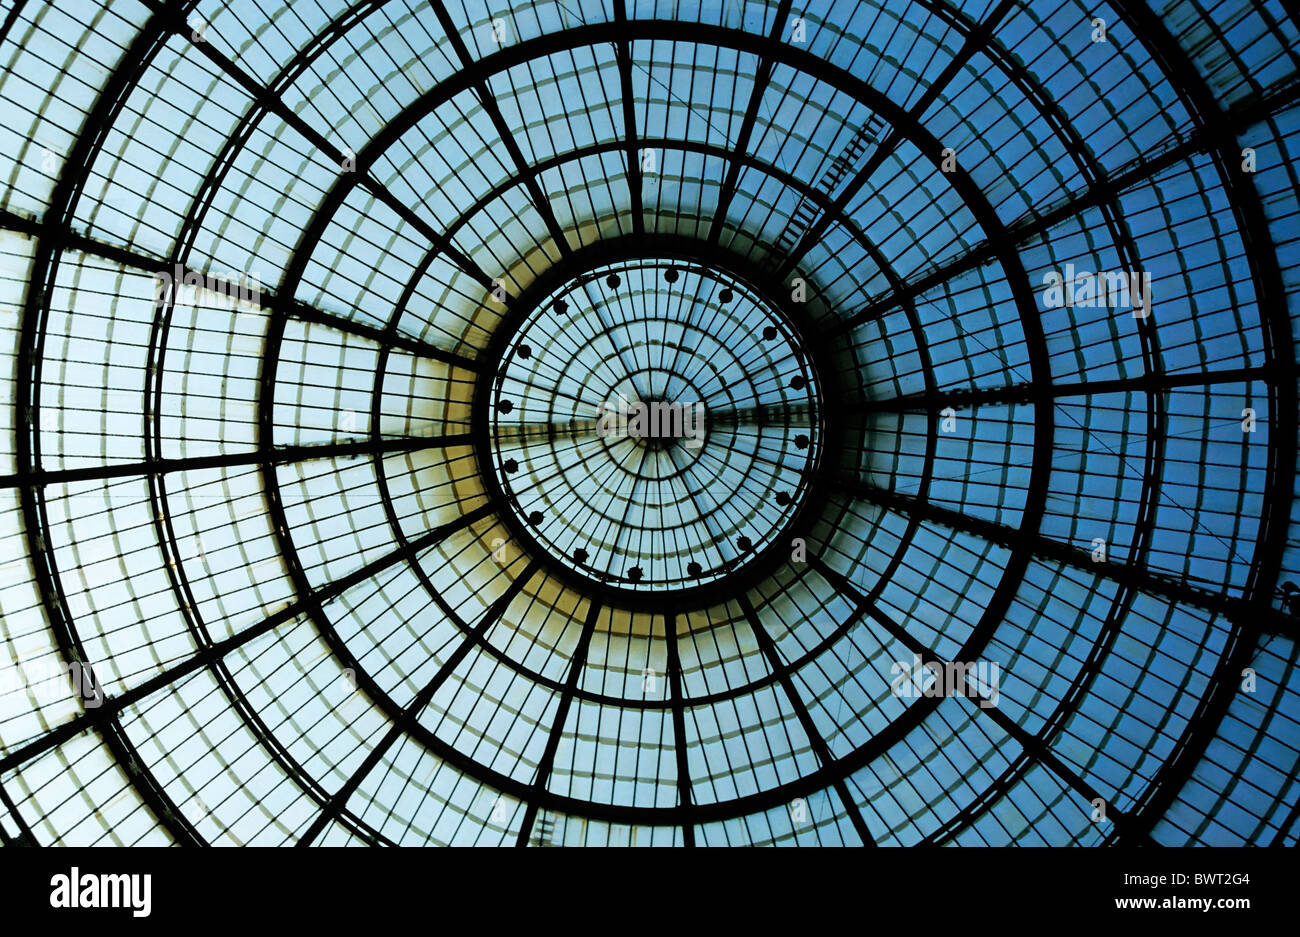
427, 0, 573, 259
1102, 0, 1298, 844
138, 0, 497, 291
828, 75, 1300, 339
9, 0, 209, 848
842, 479, 1292, 636
738, 594, 877, 846
855, 592, 1153, 843
515, 599, 603, 846
772, 0, 1016, 281
1270, 785, 1300, 847
707, 0, 793, 245
611, 0, 644, 236
0, 207, 480, 371
0, 780, 36, 846
0, 503, 493, 777
0, 433, 472, 489
664, 611, 696, 846
288, 301, 481, 370
125, 0, 405, 848
0, 0, 28, 49
848, 365, 1271, 415
296, 561, 538, 846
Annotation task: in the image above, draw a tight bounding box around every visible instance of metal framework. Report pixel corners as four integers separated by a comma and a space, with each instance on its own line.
0, 0, 1297, 846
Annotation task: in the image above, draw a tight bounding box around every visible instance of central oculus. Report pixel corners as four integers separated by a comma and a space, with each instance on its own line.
479, 256, 826, 600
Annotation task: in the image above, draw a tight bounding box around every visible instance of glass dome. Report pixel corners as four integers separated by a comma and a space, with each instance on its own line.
0, 0, 1298, 846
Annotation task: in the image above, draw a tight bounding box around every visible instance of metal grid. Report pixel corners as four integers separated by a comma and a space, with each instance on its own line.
0, 0, 1296, 847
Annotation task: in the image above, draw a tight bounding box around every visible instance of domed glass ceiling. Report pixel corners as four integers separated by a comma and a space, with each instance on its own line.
0, 0, 1298, 847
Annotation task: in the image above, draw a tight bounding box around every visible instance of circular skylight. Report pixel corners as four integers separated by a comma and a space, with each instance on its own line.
484, 255, 826, 598
0, 0, 1297, 848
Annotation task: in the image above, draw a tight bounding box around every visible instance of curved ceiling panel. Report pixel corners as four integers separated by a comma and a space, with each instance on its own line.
0, 0, 1298, 847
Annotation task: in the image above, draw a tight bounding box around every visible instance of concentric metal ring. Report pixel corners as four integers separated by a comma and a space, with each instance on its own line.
477, 247, 838, 607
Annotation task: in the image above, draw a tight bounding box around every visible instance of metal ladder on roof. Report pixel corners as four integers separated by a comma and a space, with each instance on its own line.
533, 813, 556, 847
776, 113, 886, 255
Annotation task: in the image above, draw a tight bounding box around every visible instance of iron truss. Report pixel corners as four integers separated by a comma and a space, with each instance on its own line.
0, 0, 1297, 846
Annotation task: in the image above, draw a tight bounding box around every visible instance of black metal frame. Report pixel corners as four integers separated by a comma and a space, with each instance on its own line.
1, 0, 1295, 846
470, 234, 845, 613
